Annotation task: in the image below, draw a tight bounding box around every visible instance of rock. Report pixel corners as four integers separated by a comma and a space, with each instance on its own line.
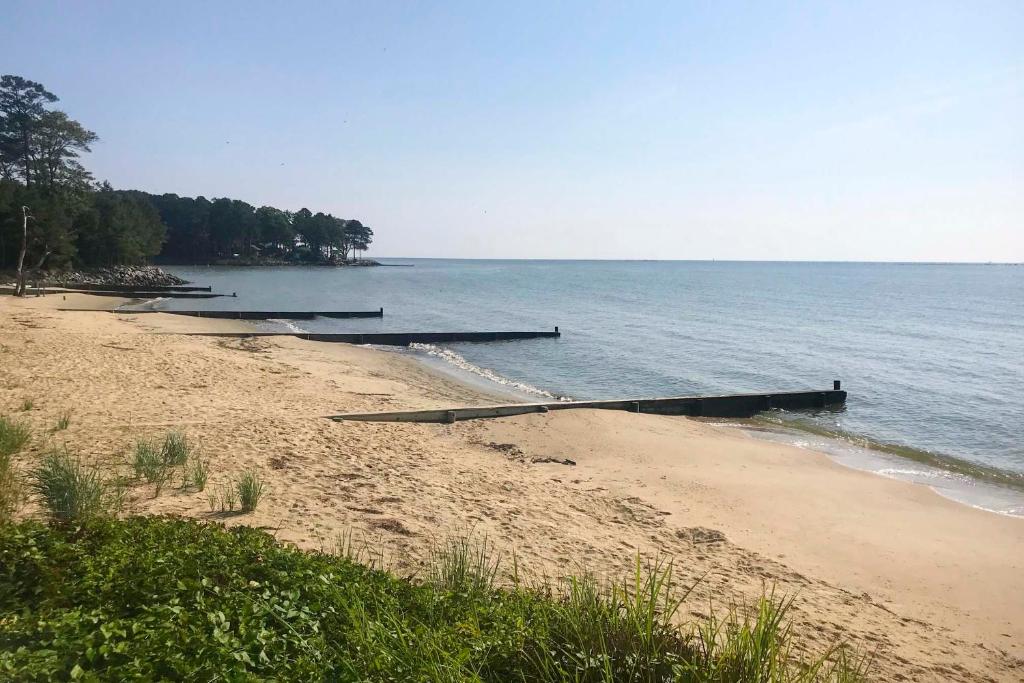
42, 266, 188, 288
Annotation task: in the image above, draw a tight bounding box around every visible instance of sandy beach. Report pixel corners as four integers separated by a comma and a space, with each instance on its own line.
1, 294, 1021, 681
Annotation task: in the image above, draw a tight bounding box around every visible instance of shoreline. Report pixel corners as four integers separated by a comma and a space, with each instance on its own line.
2, 293, 1022, 680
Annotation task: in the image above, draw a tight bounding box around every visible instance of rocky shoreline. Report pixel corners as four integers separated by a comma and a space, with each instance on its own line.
2, 266, 188, 289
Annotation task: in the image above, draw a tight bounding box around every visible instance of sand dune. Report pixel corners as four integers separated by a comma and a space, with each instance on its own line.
1, 293, 1021, 681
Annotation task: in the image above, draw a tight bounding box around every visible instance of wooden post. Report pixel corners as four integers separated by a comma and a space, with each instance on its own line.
833, 380, 841, 390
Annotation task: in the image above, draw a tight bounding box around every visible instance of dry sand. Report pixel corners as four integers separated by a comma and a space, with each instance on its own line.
1, 293, 1021, 681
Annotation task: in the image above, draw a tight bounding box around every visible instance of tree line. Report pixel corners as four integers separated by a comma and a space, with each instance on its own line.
0, 74, 373, 282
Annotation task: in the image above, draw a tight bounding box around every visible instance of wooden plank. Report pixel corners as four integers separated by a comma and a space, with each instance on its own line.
58, 309, 384, 319
60, 283, 213, 292
169, 330, 561, 345
327, 387, 847, 422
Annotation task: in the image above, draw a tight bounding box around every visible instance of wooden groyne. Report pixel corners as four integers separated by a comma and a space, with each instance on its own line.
328, 383, 846, 423
61, 308, 385, 320
172, 329, 561, 346
61, 283, 213, 292
3, 287, 226, 298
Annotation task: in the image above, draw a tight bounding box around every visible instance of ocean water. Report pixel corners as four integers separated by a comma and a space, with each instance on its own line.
160, 260, 1024, 514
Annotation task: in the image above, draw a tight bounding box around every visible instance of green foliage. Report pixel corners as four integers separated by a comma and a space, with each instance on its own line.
19, 399, 33, 412
0, 517, 869, 682
28, 450, 107, 523
0, 416, 31, 457
235, 470, 265, 512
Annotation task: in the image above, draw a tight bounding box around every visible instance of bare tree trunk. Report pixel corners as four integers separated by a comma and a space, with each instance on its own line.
14, 206, 29, 297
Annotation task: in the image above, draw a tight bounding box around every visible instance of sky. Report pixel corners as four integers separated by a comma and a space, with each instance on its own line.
2, 1, 1022, 261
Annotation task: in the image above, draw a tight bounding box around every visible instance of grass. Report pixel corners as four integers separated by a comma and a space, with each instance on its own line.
54, 411, 71, 431
161, 430, 191, 466
132, 431, 195, 496
0, 517, 871, 681
236, 469, 265, 512
28, 450, 108, 524
19, 399, 33, 412
132, 439, 168, 486
0, 417, 31, 524
0, 416, 31, 457
181, 454, 209, 491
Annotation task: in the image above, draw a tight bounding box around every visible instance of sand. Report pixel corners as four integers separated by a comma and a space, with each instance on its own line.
1, 293, 1021, 681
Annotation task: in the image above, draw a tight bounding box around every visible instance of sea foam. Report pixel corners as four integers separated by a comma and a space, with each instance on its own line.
408, 343, 570, 401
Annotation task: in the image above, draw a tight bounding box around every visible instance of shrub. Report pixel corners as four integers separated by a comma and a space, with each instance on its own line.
236, 470, 265, 512
29, 450, 107, 523
0, 416, 31, 457
19, 399, 33, 412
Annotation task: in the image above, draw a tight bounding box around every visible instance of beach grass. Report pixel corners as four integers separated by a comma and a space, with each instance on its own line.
29, 450, 108, 524
236, 469, 265, 512
0, 417, 32, 524
54, 411, 71, 431
0, 415, 31, 457
0, 516, 870, 681
161, 430, 191, 467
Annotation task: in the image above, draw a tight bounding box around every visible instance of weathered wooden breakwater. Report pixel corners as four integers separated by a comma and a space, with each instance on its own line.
328, 382, 846, 423
1, 286, 224, 298
60, 308, 385, 320
172, 329, 561, 345
62, 282, 213, 292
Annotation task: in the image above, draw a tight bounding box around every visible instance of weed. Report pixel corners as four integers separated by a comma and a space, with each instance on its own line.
29, 450, 107, 523
236, 470, 265, 512
54, 411, 71, 431
161, 431, 191, 467
19, 399, 33, 412
181, 455, 209, 491
0, 416, 31, 457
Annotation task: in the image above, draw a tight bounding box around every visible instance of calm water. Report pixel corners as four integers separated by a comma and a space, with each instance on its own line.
161, 260, 1024, 513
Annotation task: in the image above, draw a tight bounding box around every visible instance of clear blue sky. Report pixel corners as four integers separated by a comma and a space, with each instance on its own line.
3, 1, 1021, 261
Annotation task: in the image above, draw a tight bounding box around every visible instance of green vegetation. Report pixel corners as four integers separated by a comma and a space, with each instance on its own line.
132, 439, 167, 485
19, 399, 33, 412
181, 454, 209, 491
1, 74, 373, 276
28, 450, 107, 524
161, 430, 191, 466
0, 517, 868, 681
0, 416, 31, 524
236, 469, 265, 512
0, 415, 31, 457
54, 411, 71, 431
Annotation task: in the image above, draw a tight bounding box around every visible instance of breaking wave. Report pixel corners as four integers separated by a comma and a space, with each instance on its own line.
267, 319, 308, 334
408, 343, 571, 401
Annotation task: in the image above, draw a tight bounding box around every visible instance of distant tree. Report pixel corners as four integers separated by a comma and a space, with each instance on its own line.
255, 206, 293, 254
33, 111, 97, 189
74, 184, 164, 265
0, 75, 58, 186
343, 219, 373, 261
